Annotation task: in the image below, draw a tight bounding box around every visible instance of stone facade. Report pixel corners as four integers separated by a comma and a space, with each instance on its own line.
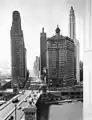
46, 26, 75, 87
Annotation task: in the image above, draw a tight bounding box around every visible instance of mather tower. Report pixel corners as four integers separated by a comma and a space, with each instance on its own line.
69, 6, 80, 83
40, 28, 47, 80
10, 11, 27, 90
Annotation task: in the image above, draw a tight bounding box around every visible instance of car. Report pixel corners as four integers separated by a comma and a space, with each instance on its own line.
9, 116, 14, 120
29, 95, 31, 97
0, 100, 6, 106
34, 94, 37, 97
17, 106, 21, 110
29, 100, 32, 105
22, 107, 25, 111
23, 99, 27, 102
19, 91, 23, 94
12, 98, 19, 103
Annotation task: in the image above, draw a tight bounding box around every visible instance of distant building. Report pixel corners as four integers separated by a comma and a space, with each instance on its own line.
46, 26, 75, 87
10, 11, 27, 89
69, 6, 80, 83
33, 56, 40, 78
40, 28, 47, 77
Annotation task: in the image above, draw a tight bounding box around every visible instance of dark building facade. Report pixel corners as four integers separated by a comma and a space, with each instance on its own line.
10, 11, 27, 89
46, 26, 75, 87
40, 28, 47, 77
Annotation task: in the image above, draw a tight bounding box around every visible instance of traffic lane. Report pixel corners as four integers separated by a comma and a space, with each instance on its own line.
0, 91, 31, 119
4, 93, 32, 120
10, 98, 30, 120
0, 101, 15, 119
0, 93, 26, 118
1, 90, 39, 119
17, 99, 30, 120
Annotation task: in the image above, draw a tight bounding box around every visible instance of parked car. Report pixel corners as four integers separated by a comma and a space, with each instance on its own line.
17, 106, 21, 110
23, 99, 27, 102
0, 100, 6, 106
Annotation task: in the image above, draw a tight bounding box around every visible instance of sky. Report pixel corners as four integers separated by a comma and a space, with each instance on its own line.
0, 0, 85, 72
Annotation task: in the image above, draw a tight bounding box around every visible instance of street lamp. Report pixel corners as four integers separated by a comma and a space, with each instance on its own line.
12, 98, 19, 120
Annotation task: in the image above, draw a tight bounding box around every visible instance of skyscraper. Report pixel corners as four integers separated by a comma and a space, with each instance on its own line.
69, 6, 80, 83
69, 6, 76, 41
40, 28, 47, 78
46, 26, 75, 87
10, 11, 27, 89
33, 56, 40, 78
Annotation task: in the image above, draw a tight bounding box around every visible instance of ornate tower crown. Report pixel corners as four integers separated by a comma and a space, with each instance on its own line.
42, 27, 44, 33
70, 6, 74, 11
11, 10, 22, 33
13, 11, 20, 21
55, 25, 60, 35
70, 6, 74, 14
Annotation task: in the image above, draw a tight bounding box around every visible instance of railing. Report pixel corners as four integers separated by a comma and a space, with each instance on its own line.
47, 87, 83, 92
45, 98, 83, 104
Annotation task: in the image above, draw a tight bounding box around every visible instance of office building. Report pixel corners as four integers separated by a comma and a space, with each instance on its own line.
69, 6, 80, 83
33, 56, 40, 78
40, 28, 47, 77
46, 26, 75, 87
10, 11, 27, 89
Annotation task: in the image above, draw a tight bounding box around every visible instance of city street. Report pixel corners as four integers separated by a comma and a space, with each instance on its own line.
9, 98, 29, 120
10, 90, 41, 120
0, 90, 31, 120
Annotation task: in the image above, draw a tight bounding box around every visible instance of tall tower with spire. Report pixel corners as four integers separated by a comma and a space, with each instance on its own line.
10, 11, 27, 89
40, 28, 47, 80
69, 6, 80, 84
69, 6, 76, 41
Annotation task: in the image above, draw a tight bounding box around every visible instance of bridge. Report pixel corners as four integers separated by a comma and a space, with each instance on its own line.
0, 81, 83, 120
0, 90, 42, 120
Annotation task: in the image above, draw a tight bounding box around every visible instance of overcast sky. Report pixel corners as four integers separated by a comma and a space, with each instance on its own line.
0, 0, 85, 72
